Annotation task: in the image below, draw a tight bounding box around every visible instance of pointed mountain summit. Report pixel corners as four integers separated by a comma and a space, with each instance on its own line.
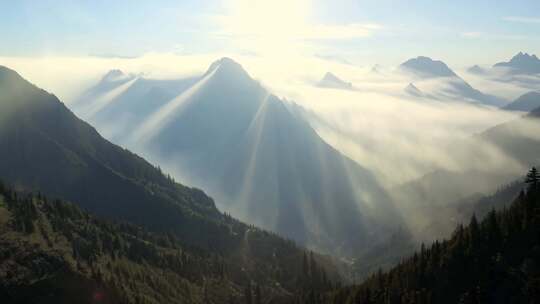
494, 52, 540, 74
93, 69, 137, 91
400, 56, 457, 78
205, 57, 248, 76
317, 72, 353, 90
467, 65, 485, 75
77, 59, 402, 256
101, 69, 129, 82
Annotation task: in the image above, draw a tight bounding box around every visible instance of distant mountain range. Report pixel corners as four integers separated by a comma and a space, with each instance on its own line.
494, 52, 540, 75
72, 58, 402, 256
72, 70, 197, 142
464, 52, 540, 84
400, 56, 507, 107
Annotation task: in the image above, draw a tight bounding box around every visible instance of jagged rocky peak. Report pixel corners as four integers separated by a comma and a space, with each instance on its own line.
400, 56, 457, 78
494, 52, 540, 74
510, 52, 539, 62
103, 69, 125, 79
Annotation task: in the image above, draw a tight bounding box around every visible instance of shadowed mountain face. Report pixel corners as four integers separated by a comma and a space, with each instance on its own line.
0, 65, 348, 302
494, 52, 540, 75
72, 58, 402, 256
0, 65, 234, 248
317, 72, 353, 90
504, 91, 540, 112
400, 56, 507, 107
73, 71, 198, 142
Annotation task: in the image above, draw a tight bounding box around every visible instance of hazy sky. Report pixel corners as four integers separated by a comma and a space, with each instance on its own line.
2, 0, 539, 66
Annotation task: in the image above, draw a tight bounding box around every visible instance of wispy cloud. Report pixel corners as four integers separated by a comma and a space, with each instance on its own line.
503, 16, 540, 24
460, 31, 530, 41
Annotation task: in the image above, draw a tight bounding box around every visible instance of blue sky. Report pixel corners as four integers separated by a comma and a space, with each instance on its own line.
1, 0, 539, 66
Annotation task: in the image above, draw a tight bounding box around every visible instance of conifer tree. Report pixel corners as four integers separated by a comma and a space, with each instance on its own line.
525, 167, 539, 191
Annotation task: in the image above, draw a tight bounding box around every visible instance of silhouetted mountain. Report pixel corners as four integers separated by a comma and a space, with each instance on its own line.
297, 169, 540, 303
73, 70, 197, 141
0, 182, 340, 304
467, 64, 485, 75
503, 91, 540, 112
400, 56, 457, 78
317, 72, 353, 90
74, 58, 402, 257
0, 65, 223, 247
400, 56, 507, 106
494, 52, 540, 74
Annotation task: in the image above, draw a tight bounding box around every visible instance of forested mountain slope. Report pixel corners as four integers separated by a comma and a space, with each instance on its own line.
0, 65, 343, 302
0, 65, 222, 248
0, 182, 339, 304
298, 168, 540, 304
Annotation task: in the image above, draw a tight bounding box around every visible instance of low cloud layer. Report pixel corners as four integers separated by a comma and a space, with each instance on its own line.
1, 52, 537, 244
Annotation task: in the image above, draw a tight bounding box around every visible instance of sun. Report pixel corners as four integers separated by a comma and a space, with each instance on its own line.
226, 0, 311, 37
218, 0, 314, 55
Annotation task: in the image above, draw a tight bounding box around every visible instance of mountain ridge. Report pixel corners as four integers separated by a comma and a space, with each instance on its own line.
494, 52, 540, 74
400, 56, 507, 106
73, 58, 403, 257
503, 91, 540, 112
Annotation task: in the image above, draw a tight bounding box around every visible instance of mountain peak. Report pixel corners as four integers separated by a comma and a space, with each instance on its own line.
467, 65, 485, 75
205, 57, 248, 77
510, 52, 539, 63
99, 69, 132, 83
400, 56, 457, 78
318, 72, 353, 90
494, 52, 540, 74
